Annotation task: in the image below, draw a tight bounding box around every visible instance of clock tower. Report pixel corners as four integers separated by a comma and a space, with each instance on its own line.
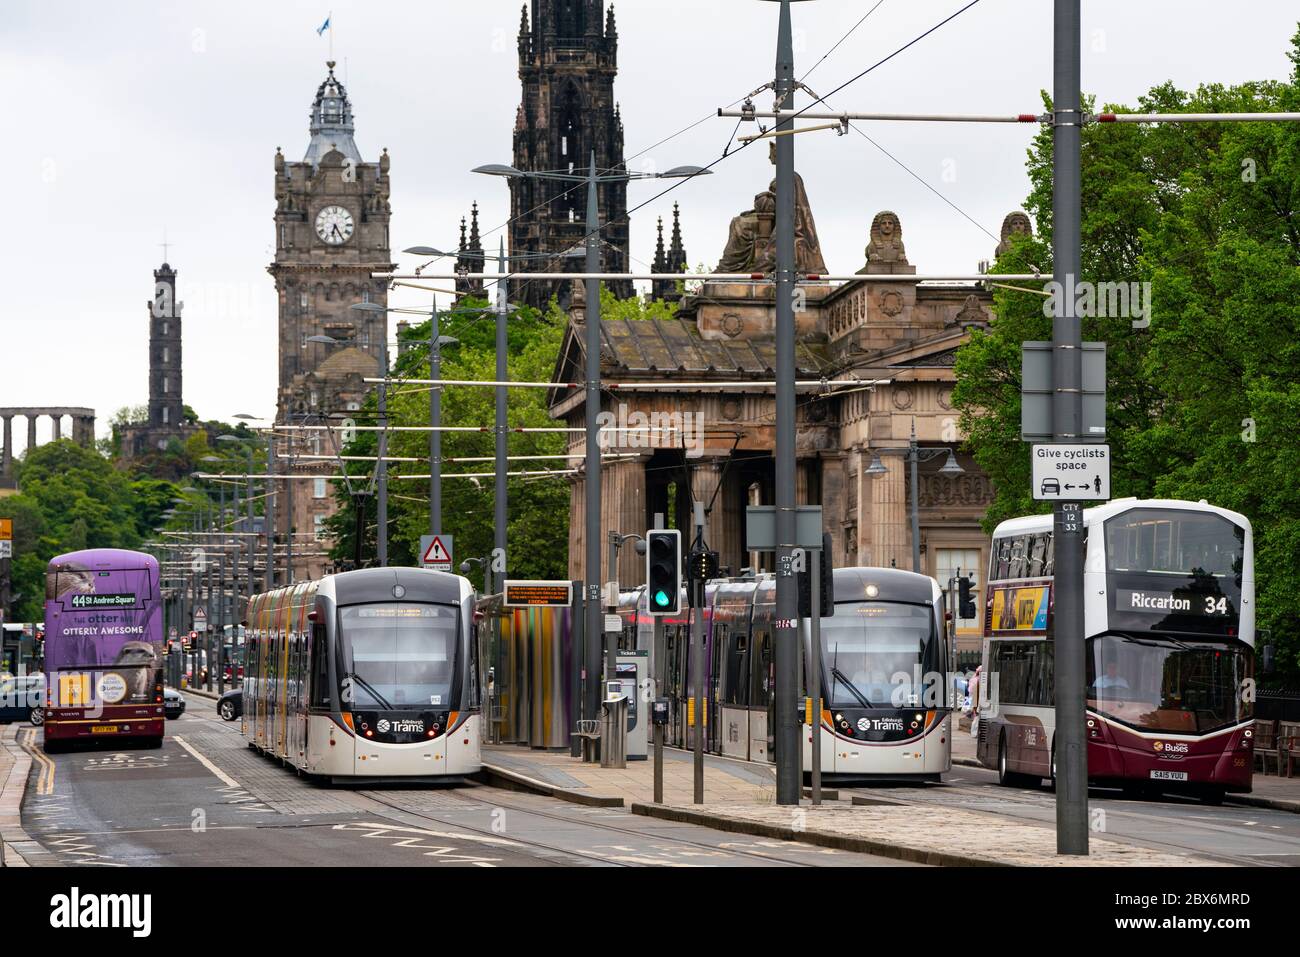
270, 61, 394, 425
268, 62, 394, 578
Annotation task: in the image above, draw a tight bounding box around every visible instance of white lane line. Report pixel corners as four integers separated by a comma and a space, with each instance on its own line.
171, 734, 240, 789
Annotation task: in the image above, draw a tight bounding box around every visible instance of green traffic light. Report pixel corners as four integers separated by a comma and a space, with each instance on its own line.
654, 589, 671, 608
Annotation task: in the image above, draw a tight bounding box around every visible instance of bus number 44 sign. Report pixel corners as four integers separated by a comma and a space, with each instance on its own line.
1031, 444, 1110, 501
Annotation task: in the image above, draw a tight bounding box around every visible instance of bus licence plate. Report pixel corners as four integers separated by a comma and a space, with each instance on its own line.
1150, 769, 1188, 781
91, 725, 119, 734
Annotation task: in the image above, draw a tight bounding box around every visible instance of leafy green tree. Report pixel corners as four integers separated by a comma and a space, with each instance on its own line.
326, 298, 572, 582
953, 30, 1300, 671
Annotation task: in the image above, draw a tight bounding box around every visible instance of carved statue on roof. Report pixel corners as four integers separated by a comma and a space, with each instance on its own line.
996, 210, 1032, 258
865, 210, 907, 266
715, 145, 827, 275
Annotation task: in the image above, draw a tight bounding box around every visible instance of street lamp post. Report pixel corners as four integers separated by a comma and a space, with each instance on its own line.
473, 155, 708, 729
863, 420, 965, 573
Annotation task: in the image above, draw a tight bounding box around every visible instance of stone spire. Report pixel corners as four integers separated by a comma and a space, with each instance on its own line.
651, 217, 670, 301
304, 60, 362, 168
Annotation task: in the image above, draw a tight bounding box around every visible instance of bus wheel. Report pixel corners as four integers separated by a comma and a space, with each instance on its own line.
998, 735, 1020, 787
143, 737, 163, 750
1201, 787, 1225, 806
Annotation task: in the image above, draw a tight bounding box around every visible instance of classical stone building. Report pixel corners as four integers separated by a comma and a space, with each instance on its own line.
268, 61, 394, 580
510, 0, 632, 307
550, 177, 1029, 652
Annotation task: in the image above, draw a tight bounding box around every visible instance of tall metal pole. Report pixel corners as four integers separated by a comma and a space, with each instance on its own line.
771, 0, 800, 806
285, 436, 294, 583
1052, 0, 1088, 855
494, 238, 508, 585
217, 483, 226, 693
652, 511, 665, 804
909, 421, 922, 573
583, 152, 604, 729
430, 295, 442, 535
265, 434, 275, 591
810, 542, 822, 804
691, 501, 706, 803
245, 449, 255, 599
377, 322, 390, 567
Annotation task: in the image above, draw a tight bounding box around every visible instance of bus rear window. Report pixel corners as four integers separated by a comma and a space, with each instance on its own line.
1105, 509, 1243, 581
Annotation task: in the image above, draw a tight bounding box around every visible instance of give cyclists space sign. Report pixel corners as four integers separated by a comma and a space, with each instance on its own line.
1031, 443, 1110, 501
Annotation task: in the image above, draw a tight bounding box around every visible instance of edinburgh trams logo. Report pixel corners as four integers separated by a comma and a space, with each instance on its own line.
377, 718, 424, 734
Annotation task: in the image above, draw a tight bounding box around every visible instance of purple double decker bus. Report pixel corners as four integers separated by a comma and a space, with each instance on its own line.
43, 548, 165, 751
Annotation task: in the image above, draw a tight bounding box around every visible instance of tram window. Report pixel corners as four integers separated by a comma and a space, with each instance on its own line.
310, 622, 329, 708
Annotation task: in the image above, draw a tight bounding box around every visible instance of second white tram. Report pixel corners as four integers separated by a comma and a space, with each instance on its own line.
243, 567, 482, 782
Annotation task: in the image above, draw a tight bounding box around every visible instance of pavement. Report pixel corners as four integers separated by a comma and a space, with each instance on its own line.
482, 734, 1300, 866
1, 723, 57, 866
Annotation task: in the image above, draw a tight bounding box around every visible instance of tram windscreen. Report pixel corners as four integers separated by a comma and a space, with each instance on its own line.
818, 602, 941, 708
338, 604, 458, 709
1087, 634, 1251, 734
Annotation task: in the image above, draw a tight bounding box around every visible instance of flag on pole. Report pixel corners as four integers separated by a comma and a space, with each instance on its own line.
316, 15, 332, 36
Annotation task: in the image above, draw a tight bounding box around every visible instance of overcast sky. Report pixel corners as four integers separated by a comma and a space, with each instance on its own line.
3, 0, 1298, 447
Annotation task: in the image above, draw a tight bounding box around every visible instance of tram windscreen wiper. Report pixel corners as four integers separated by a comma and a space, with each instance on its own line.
830, 665, 874, 710
345, 672, 394, 711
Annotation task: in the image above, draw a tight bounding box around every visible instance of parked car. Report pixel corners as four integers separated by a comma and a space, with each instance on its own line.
0, 674, 45, 725
163, 687, 186, 720
217, 688, 243, 722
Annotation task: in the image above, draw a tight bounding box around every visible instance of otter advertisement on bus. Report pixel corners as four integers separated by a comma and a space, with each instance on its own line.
44, 551, 163, 712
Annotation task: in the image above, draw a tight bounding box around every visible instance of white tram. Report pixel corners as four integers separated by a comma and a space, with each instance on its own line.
242, 567, 482, 782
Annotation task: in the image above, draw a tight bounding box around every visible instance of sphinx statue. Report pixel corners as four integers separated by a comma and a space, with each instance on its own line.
995, 210, 1033, 258
864, 210, 907, 266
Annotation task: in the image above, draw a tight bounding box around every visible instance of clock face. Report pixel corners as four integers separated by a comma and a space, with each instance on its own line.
315, 205, 355, 245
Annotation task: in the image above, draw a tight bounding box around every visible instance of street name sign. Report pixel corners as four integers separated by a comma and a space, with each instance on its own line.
419, 534, 453, 572
503, 580, 573, 608
1031, 443, 1110, 501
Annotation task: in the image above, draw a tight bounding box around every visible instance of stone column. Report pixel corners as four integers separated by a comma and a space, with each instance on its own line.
869, 452, 910, 570
27, 415, 37, 453
819, 451, 848, 566
568, 475, 585, 582
51, 415, 62, 441
602, 456, 648, 587
1, 415, 11, 477
689, 458, 741, 576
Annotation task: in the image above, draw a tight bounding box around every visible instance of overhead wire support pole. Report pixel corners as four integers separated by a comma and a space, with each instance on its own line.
1052, 0, 1088, 857
771, 0, 800, 808
494, 237, 509, 592
722, 108, 1047, 124
584, 152, 604, 739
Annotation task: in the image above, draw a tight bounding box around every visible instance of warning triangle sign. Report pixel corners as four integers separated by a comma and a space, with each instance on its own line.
420, 534, 453, 570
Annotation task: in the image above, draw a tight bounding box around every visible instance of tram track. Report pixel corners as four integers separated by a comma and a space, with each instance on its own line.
355, 786, 821, 867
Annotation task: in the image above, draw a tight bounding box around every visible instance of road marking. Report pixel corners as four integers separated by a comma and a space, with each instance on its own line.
20, 728, 57, 795
171, 734, 240, 788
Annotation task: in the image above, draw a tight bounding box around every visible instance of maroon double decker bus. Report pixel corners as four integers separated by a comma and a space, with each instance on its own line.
42, 548, 165, 751
975, 499, 1255, 805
